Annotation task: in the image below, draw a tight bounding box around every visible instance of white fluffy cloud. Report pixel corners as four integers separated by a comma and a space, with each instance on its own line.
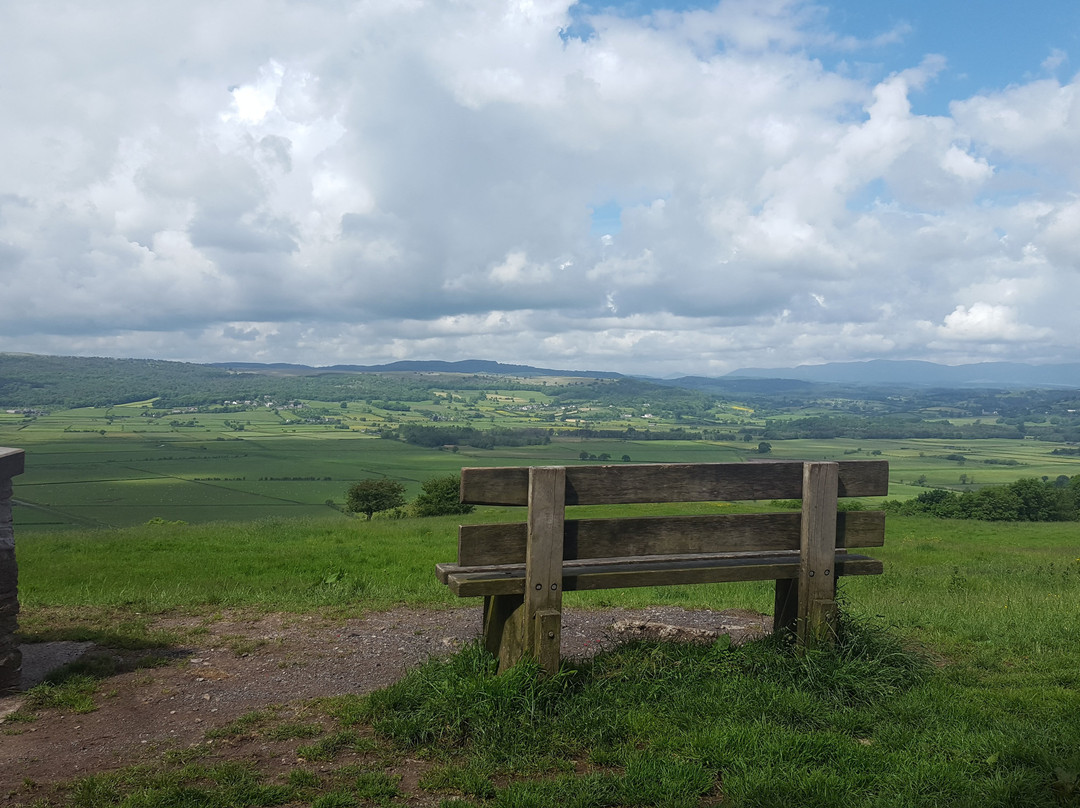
1, 0, 1078, 375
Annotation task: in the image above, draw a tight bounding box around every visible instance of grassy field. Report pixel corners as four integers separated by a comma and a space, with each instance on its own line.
9, 512, 1080, 806
4, 402, 1079, 530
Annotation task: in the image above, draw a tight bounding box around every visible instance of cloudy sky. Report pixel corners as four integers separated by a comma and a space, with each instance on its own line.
2, 0, 1079, 377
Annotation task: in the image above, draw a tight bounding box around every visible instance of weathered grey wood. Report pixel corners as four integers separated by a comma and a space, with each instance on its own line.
458, 510, 885, 567
440, 549, 883, 588
482, 593, 525, 670
523, 467, 565, 673
798, 462, 840, 647
446, 552, 882, 597
460, 460, 887, 506
442, 459, 887, 670
773, 578, 798, 634
534, 609, 561, 674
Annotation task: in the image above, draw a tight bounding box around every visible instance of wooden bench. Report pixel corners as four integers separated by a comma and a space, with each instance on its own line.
436, 460, 888, 673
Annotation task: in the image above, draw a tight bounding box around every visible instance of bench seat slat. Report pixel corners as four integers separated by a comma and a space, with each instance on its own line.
458, 510, 884, 566
461, 461, 888, 506
442, 552, 883, 597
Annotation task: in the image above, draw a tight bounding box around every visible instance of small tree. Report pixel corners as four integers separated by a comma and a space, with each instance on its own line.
413, 474, 474, 517
345, 479, 406, 520
757, 441, 772, 454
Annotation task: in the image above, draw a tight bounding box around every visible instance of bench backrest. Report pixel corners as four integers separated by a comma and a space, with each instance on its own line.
451, 460, 888, 671
458, 460, 889, 566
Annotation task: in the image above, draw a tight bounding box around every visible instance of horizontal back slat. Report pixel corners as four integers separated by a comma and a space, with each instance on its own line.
446, 553, 884, 597
458, 510, 884, 566
460, 460, 888, 506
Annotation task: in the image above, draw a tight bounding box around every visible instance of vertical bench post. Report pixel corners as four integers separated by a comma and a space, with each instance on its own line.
0, 448, 26, 694
524, 467, 565, 674
772, 578, 798, 635
480, 466, 566, 673
798, 461, 839, 647
482, 592, 526, 670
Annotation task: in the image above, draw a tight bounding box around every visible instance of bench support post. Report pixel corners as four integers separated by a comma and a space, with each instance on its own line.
480, 467, 566, 673
524, 467, 565, 674
772, 578, 798, 635
798, 462, 839, 648
482, 593, 526, 670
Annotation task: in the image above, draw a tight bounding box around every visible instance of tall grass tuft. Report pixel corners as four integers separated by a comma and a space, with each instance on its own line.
359, 641, 584, 763
344, 613, 1077, 806
358, 614, 931, 773
739, 607, 933, 707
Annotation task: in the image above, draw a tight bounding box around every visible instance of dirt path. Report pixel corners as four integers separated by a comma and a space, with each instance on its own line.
0, 605, 769, 801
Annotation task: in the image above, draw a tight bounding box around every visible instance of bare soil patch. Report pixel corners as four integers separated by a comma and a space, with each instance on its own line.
0, 605, 769, 803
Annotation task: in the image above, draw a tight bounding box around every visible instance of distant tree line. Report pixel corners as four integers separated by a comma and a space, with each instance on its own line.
762, 414, 1023, 441
0, 354, 443, 408
559, 427, 704, 441
885, 475, 1080, 521
395, 424, 550, 449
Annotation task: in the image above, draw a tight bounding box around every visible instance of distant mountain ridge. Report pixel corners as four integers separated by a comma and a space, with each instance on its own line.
210, 359, 623, 379
725, 360, 1080, 388
5, 354, 1080, 401
214, 358, 1080, 389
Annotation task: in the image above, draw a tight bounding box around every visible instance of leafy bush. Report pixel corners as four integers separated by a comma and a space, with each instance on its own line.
345, 479, 406, 520
413, 475, 474, 517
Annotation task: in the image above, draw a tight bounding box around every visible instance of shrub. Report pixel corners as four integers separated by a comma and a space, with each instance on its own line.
345, 479, 407, 520
413, 475, 474, 517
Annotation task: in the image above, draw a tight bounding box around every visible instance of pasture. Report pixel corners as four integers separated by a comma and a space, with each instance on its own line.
3, 399, 1078, 530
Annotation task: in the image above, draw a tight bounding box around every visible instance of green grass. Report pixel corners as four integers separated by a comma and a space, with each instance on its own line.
16, 514, 462, 613
336, 613, 1077, 807
29, 615, 1076, 807
844, 517, 1080, 664
10, 509, 1080, 807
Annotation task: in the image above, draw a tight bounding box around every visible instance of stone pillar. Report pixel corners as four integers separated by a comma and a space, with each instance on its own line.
0, 448, 26, 694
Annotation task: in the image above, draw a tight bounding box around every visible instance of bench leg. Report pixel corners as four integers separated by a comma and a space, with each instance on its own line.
773, 578, 798, 634
481, 597, 562, 674
798, 462, 840, 648
523, 467, 565, 675
533, 609, 561, 674
483, 594, 527, 672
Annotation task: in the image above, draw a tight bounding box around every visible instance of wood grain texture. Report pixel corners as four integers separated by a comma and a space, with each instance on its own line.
773, 578, 798, 633
446, 553, 882, 597
458, 510, 885, 566
534, 609, 561, 675
523, 467, 565, 670
442, 460, 888, 664
482, 593, 526, 671
798, 462, 840, 646
460, 460, 888, 506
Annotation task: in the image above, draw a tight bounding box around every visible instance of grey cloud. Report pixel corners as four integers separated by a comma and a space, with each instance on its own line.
0, 1, 1077, 375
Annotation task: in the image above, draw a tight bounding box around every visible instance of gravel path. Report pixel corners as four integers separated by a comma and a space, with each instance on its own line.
0, 605, 770, 799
